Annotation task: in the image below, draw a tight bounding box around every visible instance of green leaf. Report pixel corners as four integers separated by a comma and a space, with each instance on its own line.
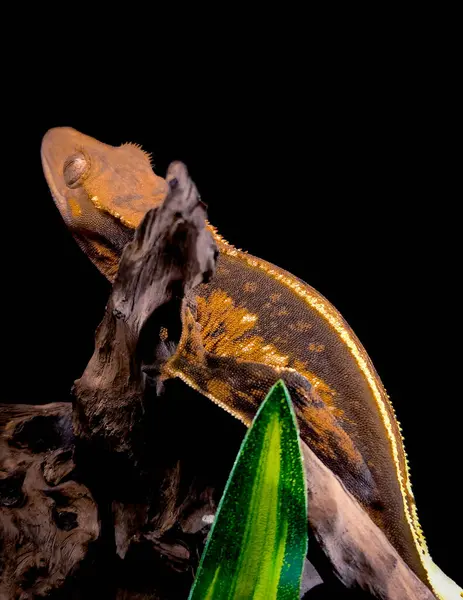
188, 379, 308, 600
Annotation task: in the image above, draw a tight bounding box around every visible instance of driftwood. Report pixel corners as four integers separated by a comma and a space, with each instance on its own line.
0, 403, 99, 599
0, 162, 436, 599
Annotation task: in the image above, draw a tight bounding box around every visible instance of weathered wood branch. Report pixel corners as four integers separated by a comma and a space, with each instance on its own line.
0, 161, 436, 599
70, 161, 230, 599
0, 403, 99, 599
73, 161, 218, 459
301, 443, 435, 599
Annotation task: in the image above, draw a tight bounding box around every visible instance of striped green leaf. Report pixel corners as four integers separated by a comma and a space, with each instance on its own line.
188, 379, 308, 600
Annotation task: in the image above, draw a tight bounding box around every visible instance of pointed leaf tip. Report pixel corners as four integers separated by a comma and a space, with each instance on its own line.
189, 380, 308, 600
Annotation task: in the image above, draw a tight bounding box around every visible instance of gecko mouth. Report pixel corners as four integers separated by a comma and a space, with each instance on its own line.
41, 149, 71, 222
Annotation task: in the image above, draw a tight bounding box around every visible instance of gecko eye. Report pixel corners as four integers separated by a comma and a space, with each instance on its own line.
63, 152, 89, 188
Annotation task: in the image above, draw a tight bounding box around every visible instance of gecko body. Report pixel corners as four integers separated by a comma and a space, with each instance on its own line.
41, 127, 461, 600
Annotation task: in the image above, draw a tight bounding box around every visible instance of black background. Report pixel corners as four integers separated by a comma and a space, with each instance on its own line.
2, 36, 460, 587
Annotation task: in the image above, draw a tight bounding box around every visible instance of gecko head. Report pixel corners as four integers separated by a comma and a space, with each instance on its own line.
41, 127, 169, 281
